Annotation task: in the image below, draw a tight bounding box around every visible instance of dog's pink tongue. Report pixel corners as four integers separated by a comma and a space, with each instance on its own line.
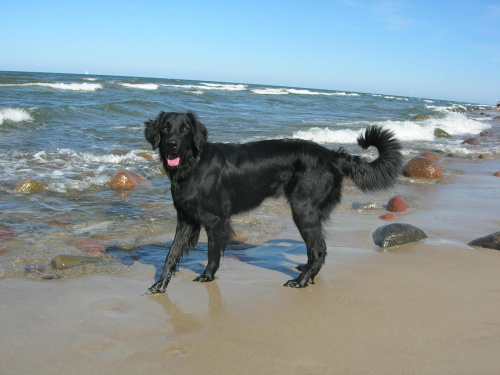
167, 154, 180, 167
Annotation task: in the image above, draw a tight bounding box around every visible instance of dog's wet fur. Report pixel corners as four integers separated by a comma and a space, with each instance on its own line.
144, 111, 402, 293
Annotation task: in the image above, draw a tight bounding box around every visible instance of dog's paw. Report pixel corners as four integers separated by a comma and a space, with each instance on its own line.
193, 274, 214, 283
147, 279, 169, 294
283, 278, 314, 288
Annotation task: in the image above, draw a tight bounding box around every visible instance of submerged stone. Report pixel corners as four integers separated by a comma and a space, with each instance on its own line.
51, 255, 103, 269
373, 223, 428, 248
138, 152, 154, 161
15, 178, 47, 194
462, 138, 481, 146
379, 213, 396, 220
109, 169, 147, 189
25, 264, 46, 274
69, 238, 108, 254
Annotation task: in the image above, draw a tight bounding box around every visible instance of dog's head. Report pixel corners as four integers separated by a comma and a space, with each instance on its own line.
145, 111, 207, 170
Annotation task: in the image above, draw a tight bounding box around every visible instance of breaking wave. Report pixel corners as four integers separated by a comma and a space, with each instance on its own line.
0, 107, 33, 125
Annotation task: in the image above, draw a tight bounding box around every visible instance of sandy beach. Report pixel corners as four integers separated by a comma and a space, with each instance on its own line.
1, 158, 500, 375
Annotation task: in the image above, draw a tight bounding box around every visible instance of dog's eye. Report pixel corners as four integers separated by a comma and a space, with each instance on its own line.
181, 126, 189, 133
162, 127, 168, 132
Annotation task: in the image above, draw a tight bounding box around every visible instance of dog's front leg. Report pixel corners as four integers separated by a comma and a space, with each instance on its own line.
148, 220, 200, 294
194, 219, 232, 283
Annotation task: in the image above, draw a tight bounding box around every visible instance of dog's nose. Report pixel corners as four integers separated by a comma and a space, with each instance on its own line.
168, 140, 178, 150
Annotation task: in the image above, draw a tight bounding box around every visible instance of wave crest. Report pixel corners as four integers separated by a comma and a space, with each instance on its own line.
120, 83, 159, 90
0, 107, 33, 125
292, 111, 491, 145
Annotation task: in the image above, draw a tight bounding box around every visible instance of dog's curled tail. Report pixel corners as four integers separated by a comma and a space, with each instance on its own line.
338, 126, 403, 192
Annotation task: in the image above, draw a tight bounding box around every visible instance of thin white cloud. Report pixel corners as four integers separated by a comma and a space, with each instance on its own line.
372, 0, 414, 30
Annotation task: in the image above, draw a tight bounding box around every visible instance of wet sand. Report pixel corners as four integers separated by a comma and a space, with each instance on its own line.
1, 159, 500, 374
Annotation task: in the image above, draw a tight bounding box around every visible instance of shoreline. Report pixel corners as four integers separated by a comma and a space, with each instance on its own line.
1, 159, 500, 374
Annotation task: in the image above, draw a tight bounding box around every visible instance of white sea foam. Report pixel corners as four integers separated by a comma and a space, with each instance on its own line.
199, 82, 247, 91
293, 128, 362, 144
252, 87, 359, 96
162, 82, 247, 91
384, 96, 409, 101
53, 149, 147, 164
0, 107, 33, 124
251, 88, 289, 95
0, 82, 102, 91
330, 92, 360, 97
292, 111, 491, 146
12, 148, 155, 193
48, 175, 111, 194
31, 82, 102, 91
120, 83, 159, 90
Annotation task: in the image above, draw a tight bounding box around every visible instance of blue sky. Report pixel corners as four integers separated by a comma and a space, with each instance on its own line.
1, 0, 499, 104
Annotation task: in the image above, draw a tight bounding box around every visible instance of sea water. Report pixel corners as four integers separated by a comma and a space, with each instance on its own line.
0, 71, 497, 279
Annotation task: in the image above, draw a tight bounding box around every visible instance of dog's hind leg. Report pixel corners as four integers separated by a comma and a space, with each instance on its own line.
194, 219, 232, 283
284, 225, 326, 288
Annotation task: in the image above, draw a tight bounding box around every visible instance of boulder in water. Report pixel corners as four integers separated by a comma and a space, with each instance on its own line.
434, 128, 452, 138
109, 169, 147, 189
402, 157, 443, 179
468, 232, 500, 250
15, 178, 46, 194
373, 223, 428, 248
462, 138, 481, 146
386, 196, 409, 213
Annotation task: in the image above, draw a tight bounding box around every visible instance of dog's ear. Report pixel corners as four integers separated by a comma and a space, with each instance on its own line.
187, 111, 207, 153
144, 114, 162, 150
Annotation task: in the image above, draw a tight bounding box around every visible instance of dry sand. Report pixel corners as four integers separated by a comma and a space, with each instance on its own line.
1, 159, 500, 374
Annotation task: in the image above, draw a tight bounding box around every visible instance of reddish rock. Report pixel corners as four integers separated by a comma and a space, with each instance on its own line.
70, 238, 108, 254
0, 228, 14, 239
478, 154, 490, 160
111, 150, 128, 156
379, 213, 396, 220
420, 152, 439, 161
462, 138, 481, 146
387, 196, 409, 213
402, 157, 443, 179
494, 172, 500, 177
47, 217, 72, 227
15, 178, 47, 194
109, 169, 147, 189
138, 152, 154, 161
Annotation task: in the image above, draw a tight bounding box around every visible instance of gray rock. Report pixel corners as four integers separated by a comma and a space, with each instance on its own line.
468, 232, 500, 250
373, 223, 428, 248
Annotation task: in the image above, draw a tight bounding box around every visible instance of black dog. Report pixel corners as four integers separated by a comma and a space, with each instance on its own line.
144, 111, 402, 293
